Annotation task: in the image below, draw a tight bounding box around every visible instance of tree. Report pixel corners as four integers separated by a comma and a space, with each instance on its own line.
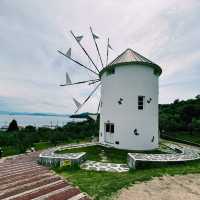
173, 99, 180, 104
192, 118, 200, 132
7, 120, 19, 132
195, 95, 200, 99
25, 125, 36, 132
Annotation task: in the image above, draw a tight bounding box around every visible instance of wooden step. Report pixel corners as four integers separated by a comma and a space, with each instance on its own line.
0, 176, 61, 199
0, 172, 52, 191
0, 169, 50, 186
9, 181, 68, 200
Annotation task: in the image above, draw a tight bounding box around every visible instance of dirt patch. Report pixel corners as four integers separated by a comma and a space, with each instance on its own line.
115, 174, 200, 200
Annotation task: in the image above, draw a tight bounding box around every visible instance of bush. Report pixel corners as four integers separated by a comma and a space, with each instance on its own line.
7, 120, 19, 132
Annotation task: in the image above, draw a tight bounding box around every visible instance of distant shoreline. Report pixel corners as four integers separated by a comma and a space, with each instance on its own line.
0, 111, 69, 118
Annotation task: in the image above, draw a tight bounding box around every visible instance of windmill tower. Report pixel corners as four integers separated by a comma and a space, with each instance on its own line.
58, 29, 162, 151
99, 49, 162, 150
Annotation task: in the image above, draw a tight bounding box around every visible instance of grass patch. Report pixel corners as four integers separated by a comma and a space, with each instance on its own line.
33, 139, 91, 151
33, 142, 54, 150
169, 132, 200, 144
56, 145, 164, 164
2, 146, 21, 157
56, 160, 200, 200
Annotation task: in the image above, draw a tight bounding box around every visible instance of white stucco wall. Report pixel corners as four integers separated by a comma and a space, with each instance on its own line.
99, 64, 159, 150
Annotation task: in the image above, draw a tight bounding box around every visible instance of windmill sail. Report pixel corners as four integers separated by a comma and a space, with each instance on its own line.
60, 72, 72, 86
66, 72, 72, 85
75, 82, 101, 113
73, 98, 82, 110
88, 114, 98, 121
108, 42, 113, 50
90, 26, 103, 68
66, 48, 71, 58
70, 30, 100, 73
58, 50, 99, 76
92, 33, 99, 40
75, 35, 83, 43
106, 37, 113, 66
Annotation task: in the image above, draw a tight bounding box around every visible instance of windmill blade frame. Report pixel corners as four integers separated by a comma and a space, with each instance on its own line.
70, 30, 100, 73
73, 98, 82, 110
90, 26, 104, 68
58, 50, 99, 76
66, 72, 72, 84
66, 48, 72, 58
75, 82, 101, 113
60, 79, 100, 87
106, 37, 109, 66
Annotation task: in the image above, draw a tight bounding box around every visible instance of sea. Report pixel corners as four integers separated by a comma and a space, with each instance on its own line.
0, 114, 72, 128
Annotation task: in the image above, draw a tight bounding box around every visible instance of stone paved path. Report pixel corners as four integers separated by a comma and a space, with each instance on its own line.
81, 160, 129, 172
0, 152, 90, 200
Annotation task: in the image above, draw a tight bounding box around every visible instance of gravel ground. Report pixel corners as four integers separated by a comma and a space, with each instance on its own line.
115, 174, 200, 200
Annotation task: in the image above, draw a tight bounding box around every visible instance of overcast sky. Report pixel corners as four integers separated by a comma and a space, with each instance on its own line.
0, 0, 200, 114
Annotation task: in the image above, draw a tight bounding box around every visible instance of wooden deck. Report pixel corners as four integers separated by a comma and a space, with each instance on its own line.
0, 152, 90, 200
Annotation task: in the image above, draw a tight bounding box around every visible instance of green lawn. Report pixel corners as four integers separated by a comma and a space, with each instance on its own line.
34, 139, 91, 150
0, 139, 91, 158
56, 160, 200, 200
33, 142, 54, 150
56, 145, 163, 164
167, 132, 200, 144
2, 146, 21, 157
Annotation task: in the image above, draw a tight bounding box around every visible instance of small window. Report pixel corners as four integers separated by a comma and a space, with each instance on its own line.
110, 124, 114, 133
105, 123, 115, 133
105, 123, 110, 132
138, 96, 144, 110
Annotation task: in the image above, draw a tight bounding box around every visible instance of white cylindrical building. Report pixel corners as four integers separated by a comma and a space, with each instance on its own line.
99, 49, 162, 150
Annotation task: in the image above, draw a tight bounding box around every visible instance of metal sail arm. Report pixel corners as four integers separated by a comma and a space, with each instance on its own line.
88, 79, 100, 85
90, 98, 101, 121
70, 30, 100, 73
75, 82, 101, 113
58, 50, 99, 76
60, 79, 100, 87
96, 98, 101, 120
90, 26, 104, 68
97, 98, 101, 114
106, 37, 113, 66
106, 37, 109, 66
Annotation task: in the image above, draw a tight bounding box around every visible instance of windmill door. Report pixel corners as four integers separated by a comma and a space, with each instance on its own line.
104, 123, 114, 144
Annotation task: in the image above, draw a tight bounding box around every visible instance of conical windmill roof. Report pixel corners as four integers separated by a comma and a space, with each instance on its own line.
100, 48, 162, 76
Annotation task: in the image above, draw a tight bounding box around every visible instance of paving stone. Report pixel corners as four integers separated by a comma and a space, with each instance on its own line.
80, 160, 129, 172
88, 167, 98, 171
128, 143, 200, 169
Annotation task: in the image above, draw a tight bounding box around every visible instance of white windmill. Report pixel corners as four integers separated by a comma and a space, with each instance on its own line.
58, 28, 162, 151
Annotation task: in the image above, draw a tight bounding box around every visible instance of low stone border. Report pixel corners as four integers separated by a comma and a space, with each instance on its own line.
39, 142, 200, 172
38, 143, 97, 167
128, 143, 200, 169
